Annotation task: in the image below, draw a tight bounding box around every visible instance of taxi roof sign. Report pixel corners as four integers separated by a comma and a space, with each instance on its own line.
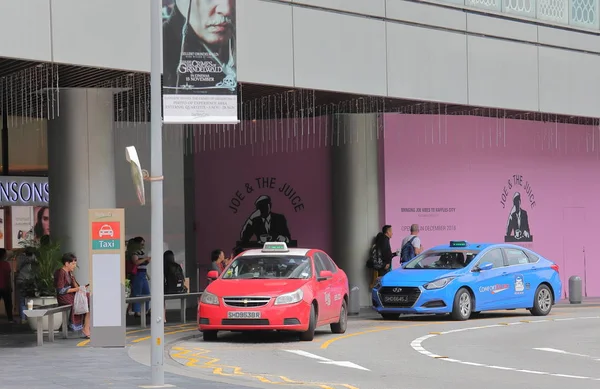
449, 241, 468, 247
262, 242, 289, 252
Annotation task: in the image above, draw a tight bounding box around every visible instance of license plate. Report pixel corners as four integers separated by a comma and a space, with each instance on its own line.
227, 311, 261, 319
383, 295, 408, 303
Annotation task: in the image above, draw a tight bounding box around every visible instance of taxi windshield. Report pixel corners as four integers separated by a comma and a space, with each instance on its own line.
404, 250, 480, 270
222, 255, 312, 279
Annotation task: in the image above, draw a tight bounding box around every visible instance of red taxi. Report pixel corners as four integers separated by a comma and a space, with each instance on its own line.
198, 243, 349, 341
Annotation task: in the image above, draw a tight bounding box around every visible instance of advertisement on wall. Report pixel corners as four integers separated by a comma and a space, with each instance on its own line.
0, 209, 5, 248
194, 119, 332, 285
12, 206, 34, 248
11, 205, 50, 248
161, 0, 238, 124
382, 113, 599, 296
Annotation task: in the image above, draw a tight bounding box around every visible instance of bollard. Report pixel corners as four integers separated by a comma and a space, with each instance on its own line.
569, 276, 582, 304
349, 286, 360, 315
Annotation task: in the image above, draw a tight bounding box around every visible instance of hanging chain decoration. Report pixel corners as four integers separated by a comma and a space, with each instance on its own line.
0, 62, 60, 125
1, 65, 598, 159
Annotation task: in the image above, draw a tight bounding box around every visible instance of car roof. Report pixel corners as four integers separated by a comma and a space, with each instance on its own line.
428, 242, 496, 251
239, 248, 311, 257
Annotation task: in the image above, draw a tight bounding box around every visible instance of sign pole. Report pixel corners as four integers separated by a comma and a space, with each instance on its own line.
150, 0, 165, 385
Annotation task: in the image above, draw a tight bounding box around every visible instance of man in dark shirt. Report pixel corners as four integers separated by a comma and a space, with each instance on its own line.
0, 249, 14, 323
375, 225, 398, 275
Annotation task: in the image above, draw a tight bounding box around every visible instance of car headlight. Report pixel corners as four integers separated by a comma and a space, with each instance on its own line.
274, 288, 304, 305
373, 277, 382, 290
200, 291, 219, 305
423, 277, 455, 290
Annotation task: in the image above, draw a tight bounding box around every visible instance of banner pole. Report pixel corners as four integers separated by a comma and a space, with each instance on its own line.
150, 0, 165, 385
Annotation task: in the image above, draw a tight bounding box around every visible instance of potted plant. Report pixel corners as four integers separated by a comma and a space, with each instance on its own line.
17, 235, 64, 332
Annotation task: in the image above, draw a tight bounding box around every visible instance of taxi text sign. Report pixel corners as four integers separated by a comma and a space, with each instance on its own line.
88, 209, 126, 348
91, 221, 121, 250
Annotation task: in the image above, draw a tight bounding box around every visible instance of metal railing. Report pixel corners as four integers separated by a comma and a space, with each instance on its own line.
436, 0, 599, 31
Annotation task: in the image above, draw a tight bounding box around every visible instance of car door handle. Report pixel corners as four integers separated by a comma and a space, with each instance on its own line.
502, 272, 508, 276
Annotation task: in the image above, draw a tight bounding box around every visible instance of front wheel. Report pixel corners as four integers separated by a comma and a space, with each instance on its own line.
202, 330, 218, 341
330, 300, 348, 334
299, 304, 317, 341
380, 313, 400, 320
530, 284, 553, 316
451, 288, 472, 321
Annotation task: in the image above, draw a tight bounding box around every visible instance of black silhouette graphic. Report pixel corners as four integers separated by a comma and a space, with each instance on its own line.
240, 195, 292, 244
505, 192, 532, 242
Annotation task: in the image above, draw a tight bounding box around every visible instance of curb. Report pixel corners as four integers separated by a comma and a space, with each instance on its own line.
555, 303, 600, 308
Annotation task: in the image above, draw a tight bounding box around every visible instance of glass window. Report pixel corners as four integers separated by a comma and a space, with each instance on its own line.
504, 248, 530, 266
313, 254, 327, 273
524, 250, 540, 263
221, 255, 312, 279
315, 252, 338, 273
477, 249, 505, 269
404, 250, 481, 270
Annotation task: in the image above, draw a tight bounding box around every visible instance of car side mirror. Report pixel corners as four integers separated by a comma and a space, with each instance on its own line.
207, 270, 219, 280
474, 262, 493, 272
317, 270, 333, 281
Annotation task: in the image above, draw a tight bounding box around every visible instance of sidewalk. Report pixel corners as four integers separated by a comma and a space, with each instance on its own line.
0, 323, 255, 389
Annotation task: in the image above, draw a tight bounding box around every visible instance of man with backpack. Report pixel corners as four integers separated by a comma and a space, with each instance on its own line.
368, 225, 398, 276
400, 224, 423, 264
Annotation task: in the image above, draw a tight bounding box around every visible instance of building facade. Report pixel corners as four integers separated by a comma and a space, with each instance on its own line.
0, 0, 598, 308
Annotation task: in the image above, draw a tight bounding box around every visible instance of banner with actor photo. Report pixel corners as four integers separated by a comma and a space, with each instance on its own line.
161, 0, 238, 124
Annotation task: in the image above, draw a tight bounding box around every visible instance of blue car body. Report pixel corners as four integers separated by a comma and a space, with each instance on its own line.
371, 241, 562, 319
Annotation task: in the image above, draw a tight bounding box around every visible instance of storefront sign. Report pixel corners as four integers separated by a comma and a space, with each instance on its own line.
0, 177, 48, 206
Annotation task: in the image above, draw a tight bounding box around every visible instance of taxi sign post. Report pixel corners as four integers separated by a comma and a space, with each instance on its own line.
88, 209, 126, 347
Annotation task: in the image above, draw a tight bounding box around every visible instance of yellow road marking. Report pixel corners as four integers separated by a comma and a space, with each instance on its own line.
320, 322, 443, 349
170, 347, 358, 389
132, 327, 198, 343
77, 323, 197, 347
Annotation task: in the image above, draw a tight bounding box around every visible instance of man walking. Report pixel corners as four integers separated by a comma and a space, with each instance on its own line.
400, 224, 423, 264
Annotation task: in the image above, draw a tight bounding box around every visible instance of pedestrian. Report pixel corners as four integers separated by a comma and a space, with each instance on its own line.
400, 224, 423, 264
0, 249, 14, 323
128, 237, 151, 318
372, 225, 398, 277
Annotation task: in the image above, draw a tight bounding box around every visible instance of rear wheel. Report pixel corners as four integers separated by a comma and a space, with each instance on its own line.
330, 300, 348, 334
202, 330, 218, 341
531, 284, 553, 316
299, 304, 317, 341
451, 288, 472, 321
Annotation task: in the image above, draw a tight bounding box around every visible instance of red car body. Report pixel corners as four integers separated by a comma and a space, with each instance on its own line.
198, 244, 349, 341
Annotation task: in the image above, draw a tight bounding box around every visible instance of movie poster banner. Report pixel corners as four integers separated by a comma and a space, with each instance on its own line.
161, 0, 238, 124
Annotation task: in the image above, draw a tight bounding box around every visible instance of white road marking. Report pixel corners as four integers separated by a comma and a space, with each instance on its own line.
410, 315, 600, 381
284, 349, 331, 362
533, 347, 600, 361
284, 349, 371, 371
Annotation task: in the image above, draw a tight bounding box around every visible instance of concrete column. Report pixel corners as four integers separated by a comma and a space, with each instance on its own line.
183, 125, 198, 293
331, 113, 382, 307
48, 88, 116, 285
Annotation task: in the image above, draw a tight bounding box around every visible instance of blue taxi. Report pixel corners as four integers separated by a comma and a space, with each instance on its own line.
371, 241, 562, 320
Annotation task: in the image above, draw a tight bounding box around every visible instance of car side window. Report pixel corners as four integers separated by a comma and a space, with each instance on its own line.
524, 251, 540, 263
315, 252, 338, 273
477, 249, 505, 269
313, 255, 327, 274
504, 248, 530, 266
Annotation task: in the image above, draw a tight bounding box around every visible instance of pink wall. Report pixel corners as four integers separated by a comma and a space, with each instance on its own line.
383, 114, 600, 298
194, 118, 332, 286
